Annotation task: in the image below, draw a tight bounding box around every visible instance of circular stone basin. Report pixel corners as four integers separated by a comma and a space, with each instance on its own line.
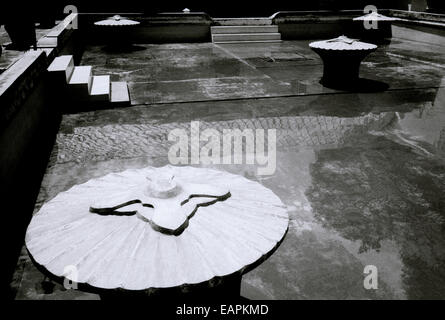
353, 12, 399, 44
94, 15, 140, 26
309, 35, 377, 89
353, 11, 399, 22
25, 165, 289, 295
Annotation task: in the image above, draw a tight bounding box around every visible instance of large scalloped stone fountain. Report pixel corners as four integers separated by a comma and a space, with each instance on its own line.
25, 165, 289, 292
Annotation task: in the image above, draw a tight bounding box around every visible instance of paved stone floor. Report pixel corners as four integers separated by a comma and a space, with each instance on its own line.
11, 37, 445, 299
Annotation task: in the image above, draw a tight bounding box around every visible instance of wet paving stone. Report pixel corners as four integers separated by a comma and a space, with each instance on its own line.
12, 38, 445, 299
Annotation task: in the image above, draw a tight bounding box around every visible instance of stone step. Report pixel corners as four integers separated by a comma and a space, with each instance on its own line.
68, 66, 92, 87
211, 25, 278, 34
212, 33, 281, 43
111, 81, 130, 105
89, 75, 110, 101
68, 66, 92, 98
213, 18, 273, 26
47, 55, 74, 83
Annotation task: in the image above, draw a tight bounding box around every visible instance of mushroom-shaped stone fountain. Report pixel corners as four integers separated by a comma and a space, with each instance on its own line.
25, 166, 288, 298
309, 35, 377, 89
94, 15, 140, 48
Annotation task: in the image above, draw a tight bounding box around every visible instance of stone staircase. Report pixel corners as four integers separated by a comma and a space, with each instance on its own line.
47, 55, 130, 109
211, 18, 281, 44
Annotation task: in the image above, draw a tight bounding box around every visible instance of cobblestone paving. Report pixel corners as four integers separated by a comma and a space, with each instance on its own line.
54, 113, 396, 165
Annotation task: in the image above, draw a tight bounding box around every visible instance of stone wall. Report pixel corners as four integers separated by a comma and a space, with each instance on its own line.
79, 13, 212, 44
0, 15, 78, 298
273, 9, 445, 41
0, 49, 60, 299
390, 9, 445, 46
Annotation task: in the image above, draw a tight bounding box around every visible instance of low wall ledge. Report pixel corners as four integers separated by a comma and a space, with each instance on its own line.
0, 50, 47, 129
